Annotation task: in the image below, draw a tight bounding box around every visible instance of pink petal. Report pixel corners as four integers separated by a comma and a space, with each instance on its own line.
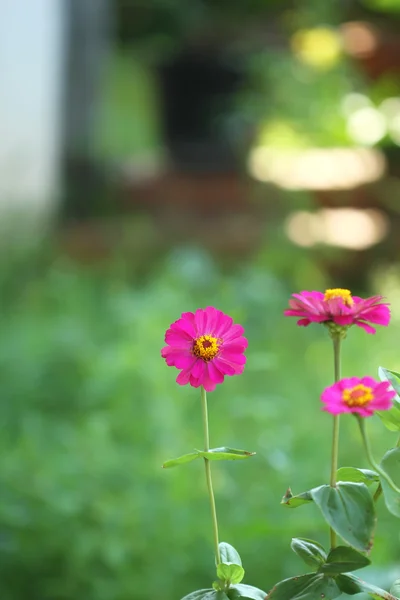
214, 354, 244, 375
305, 291, 325, 300
194, 308, 208, 334
171, 316, 196, 338
219, 350, 246, 366
355, 321, 376, 334
162, 347, 196, 369
203, 306, 220, 335
333, 315, 354, 326
284, 308, 304, 316
213, 357, 237, 376
165, 329, 193, 347
223, 324, 246, 342
176, 368, 192, 386
327, 297, 351, 316
189, 373, 201, 388
214, 313, 234, 338
358, 305, 390, 326
352, 295, 384, 310
338, 377, 360, 389
208, 361, 225, 385
360, 376, 378, 388
355, 407, 374, 417
296, 318, 311, 327
322, 403, 352, 415
198, 362, 217, 392
191, 359, 205, 379
290, 296, 321, 315
222, 338, 248, 353
370, 396, 393, 411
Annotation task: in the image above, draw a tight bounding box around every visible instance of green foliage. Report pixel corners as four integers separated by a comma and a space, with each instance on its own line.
163, 451, 200, 467
203, 448, 256, 461
377, 368, 400, 431
0, 250, 399, 599
281, 488, 313, 507
182, 590, 229, 600
337, 467, 379, 486
291, 538, 370, 575
290, 538, 327, 568
163, 448, 255, 468
311, 483, 376, 553
390, 578, 400, 597
228, 583, 267, 599
217, 563, 245, 585
219, 543, 242, 567
266, 573, 342, 600
266, 570, 397, 600
283, 482, 376, 552
319, 546, 370, 574
337, 573, 399, 600
380, 448, 400, 517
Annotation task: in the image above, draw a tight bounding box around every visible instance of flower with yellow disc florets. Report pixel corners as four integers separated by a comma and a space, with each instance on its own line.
284, 288, 390, 336
321, 377, 396, 417
161, 307, 247, 392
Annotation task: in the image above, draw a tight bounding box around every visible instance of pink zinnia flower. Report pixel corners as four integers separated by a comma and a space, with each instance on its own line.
284, 288, 390, 333
321, 377, 396, 417
161, 307, 247, 392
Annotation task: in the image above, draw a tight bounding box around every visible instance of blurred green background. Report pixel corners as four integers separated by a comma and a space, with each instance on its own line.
1, 249, 400, 600
2, 0, 400, 599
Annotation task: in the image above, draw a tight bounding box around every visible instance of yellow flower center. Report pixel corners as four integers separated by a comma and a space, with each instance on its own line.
324, 288, 354, 306
193, 335, 220, 361
342, 384, 373, 407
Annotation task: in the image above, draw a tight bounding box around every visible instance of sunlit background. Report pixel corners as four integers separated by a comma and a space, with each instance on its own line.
1, 1, 400, 599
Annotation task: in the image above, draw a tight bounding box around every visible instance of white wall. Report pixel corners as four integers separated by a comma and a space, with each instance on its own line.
0, 0, 64, 225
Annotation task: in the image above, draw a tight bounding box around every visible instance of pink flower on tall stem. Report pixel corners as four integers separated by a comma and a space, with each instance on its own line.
161, 307, 247, 392
321, 377, 396, 417
284, 288, 390, 333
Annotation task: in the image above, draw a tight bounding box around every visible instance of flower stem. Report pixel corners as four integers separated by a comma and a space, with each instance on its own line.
357, 416, 400, 495
330, 335, 341, 549
201, 386, 221, 566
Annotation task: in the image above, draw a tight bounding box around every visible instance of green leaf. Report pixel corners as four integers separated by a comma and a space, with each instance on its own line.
380, 448, 400, 517
337, 574, 398, 600
217, 563, 245, 585
311, 483, 375, 553
281, 487, 313, 508
319, 546, 370, 574
290, 538, 327, 568
213, 582, 223, 591
163, 447, 255, 468
162, 452, 200, 468
376, 405, 400, 432
378, 367, 400, 431
219, 542, 242, 567
199, 448, 256, 461
266, 573, 341, 600
378, 367, 400, 396
337, 467, 379, 486
181, 589, 230, 600
228, 584, 267, 600
390, 579, 400, 598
